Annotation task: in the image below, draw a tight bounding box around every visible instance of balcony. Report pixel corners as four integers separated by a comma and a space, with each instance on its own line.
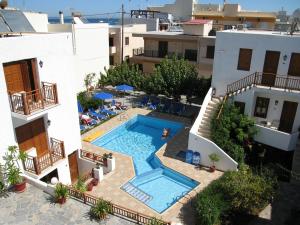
22, 138, 65, 175
254, 124, 299, 151
133, 48, 185, 60
8, 82, 59, 117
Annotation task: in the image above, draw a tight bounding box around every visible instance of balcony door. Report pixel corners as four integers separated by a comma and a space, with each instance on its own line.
15, 117, 49, 156
68, 151, 79, 183
278, 101, 298, 133
261, 51, 280, 86
158, 41, 168, 58
3, 59, 39, 94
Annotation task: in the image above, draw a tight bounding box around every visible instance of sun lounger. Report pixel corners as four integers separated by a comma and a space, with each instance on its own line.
88, 108, 107, 120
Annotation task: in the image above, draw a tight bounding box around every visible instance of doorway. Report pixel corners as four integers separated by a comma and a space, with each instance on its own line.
278, 101, 298, 133
68, 151, 79, 183
261, 51, 280, 86
158, 41, 168, 58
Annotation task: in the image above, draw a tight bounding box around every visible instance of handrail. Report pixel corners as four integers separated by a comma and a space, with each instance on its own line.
8, 81, 58, 115
216, 95, 228, 120
22, 138, 65, 175
66, 185, 171, 225
227, 72, 300, 95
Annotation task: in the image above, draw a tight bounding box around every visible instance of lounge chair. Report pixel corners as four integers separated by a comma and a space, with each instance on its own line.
138, 96, 149, 108
88, 108, 107, 120
80, 114, 97, 126
99, 106, 117, 116
111, 99, 127, 110
80, 125, 86, 132
148, 99, 160, 110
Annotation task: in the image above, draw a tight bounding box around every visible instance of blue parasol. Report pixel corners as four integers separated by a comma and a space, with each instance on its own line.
93, 92, 113, 100
116, 84, 134, 92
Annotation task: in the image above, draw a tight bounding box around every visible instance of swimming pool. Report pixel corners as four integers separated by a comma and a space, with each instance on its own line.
92, 115, 199, 213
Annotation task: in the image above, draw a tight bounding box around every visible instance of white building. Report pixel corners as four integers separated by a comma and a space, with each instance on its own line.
0, 32, 83, 185
48, 15, 109, 92
189, 30, 300, 171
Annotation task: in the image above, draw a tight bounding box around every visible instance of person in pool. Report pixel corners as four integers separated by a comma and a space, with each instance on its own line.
162, 128, 170, 139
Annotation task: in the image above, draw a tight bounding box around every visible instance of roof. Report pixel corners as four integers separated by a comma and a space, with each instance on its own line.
183, 19, 212, 25
221, 29, 300, 37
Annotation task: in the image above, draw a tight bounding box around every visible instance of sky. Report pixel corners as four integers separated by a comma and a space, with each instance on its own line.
7, 0, 300, 17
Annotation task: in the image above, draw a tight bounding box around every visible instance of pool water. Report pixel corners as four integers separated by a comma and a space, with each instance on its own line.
92, 115, 199, 213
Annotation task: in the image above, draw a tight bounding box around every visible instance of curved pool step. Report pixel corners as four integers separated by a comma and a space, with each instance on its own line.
121, 182, 152, 204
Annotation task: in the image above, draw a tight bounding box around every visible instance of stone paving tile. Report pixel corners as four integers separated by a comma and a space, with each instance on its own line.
0, 184, 135, 225
81, 108, 223, 225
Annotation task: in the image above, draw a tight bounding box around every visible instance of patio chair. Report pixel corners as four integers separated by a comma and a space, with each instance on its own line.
88, 108, 107, 120
80, 125, 86, 132
138, 96, 149, 108
148, 98, 160, 110
99, 106, 117, 116
111, 99, 127, 110
80, 114, 97, 126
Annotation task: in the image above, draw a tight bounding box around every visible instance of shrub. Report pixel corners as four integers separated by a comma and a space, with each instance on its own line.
54, 183, 68, 200
195, 166, 278, 225
77, 91, 103, 111
73, 176, 87, 193
147, 217, 165, 225
90, 198, 112, 220
211, 103, 257, 164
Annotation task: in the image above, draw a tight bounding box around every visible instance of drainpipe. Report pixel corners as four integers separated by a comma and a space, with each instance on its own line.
59, 11, 64, 24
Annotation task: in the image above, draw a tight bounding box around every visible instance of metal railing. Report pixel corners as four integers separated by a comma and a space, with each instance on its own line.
227, 72, 300, 95
9, 81, 58, 115
133, 49, 184, 59
22, 138, 65, 175
66, 186, 171, 225
80, 149, 105, 166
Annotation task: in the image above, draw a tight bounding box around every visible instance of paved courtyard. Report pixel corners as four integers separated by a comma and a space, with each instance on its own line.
0, 184, 135, 225
81, 108, 223, 224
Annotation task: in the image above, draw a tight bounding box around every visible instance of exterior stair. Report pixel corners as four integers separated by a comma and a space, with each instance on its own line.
292, 139, 300, 184
121, 182, 152, 204
198, 97, 222, 140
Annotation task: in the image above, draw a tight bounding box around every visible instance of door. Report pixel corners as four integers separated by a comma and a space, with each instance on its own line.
15, 118, 49, 156
261, 51, 280, 86
68, 151, 79, 183
278, 101, 298, 133
158, 41, 168, 58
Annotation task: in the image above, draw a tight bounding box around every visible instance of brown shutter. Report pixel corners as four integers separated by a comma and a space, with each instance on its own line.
237, 48, 253, 71
288, 53, 300, 77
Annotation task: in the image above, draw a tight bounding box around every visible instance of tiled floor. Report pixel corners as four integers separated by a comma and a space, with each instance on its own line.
81, 108, 223, 224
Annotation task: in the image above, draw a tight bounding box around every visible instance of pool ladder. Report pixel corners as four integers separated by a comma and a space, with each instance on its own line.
121, 182, 153, 204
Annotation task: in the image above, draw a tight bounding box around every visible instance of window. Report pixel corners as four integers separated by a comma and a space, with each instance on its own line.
254, 97, 270, 118
237, 48, 252, 71
234, 101, 245, 114
125, 55, 130, 63
288, 53, 300, 77
185, 49, 198, 62
206, 46, 215, 59
109, 56, 114, 66
137, 64, 143, 71
125, 37, 129, 45
109, 37, 114, 47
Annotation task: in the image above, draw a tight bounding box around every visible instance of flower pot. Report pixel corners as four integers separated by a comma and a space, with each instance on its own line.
14, 180, 26, 193
103, 158, 108, 167
57, 197, 66, 204
92, 178, 99, 186
86, 152, 91, 158
87, 182, 94, 191
209, 166, 216, 173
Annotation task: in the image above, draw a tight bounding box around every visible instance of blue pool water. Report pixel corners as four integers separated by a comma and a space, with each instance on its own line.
92, 115, 199, 213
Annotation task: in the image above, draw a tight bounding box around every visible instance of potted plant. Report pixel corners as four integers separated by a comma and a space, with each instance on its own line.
3, 146, 28, 192
90, 198, 112, 220
147, 217, 164, 225
87, 182, 94, 191
208, 153, 220, 172
54, 183, 68, 204
103, 153, 113, 167
73, 176, 87, 193
92, 178, 99, 186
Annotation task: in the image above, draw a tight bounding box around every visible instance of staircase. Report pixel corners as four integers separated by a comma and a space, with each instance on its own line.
121, 182, 153, 204
198, 97, 222, 140
292, 139, 300, 184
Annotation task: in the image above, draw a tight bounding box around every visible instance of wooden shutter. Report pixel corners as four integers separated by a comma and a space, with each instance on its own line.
237, 48, 252, 71
288, 53, 300, 77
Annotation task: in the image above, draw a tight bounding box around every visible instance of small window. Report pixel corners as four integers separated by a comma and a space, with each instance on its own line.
206, 46, 215, 59
109, 56, 114, 66
237, 48, 252, 71
254, 97, 270, 118
109, 37, 114, 47
288, 53, 300, 77
185, 49, 198, 62
125, 37, 129, 45
234, 101, 245, 114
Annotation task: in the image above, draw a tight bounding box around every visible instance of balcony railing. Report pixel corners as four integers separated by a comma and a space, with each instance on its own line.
22, 138, 65, 175
133, 48, 184, 59
227, 72, 300, 94
9, 82, 58, 115
80, 149, 105, 166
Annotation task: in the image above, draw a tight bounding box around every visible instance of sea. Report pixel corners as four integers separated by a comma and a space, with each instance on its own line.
48, 17, 120, 25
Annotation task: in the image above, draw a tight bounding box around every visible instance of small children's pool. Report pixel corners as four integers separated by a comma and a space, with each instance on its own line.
92, 115, 199, 213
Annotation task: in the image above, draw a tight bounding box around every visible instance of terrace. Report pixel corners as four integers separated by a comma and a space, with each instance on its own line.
80, 108, 223, 224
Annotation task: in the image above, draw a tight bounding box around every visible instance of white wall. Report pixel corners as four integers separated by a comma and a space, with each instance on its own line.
0, 33, 82, 184
188, 88, 238, 171
48, 23, 109, 92
212, 31, 300, 96
24, 12, 49, 32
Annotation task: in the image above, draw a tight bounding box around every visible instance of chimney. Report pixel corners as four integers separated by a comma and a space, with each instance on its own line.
0, 0, 8, 9
59, 11, 64, 24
